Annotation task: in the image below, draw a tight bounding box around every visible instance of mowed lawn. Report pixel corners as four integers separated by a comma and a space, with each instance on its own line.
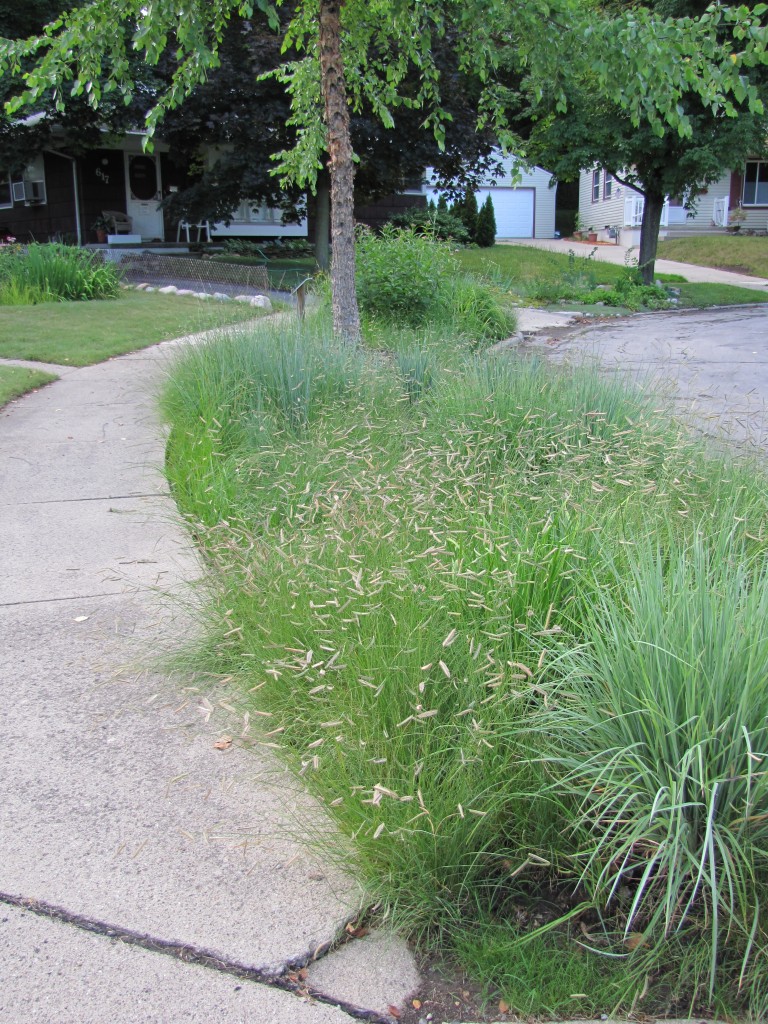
0, 365, 58, 408
456, 243, 768, 307
0, 290, 271, 367
657, 235, 768, 278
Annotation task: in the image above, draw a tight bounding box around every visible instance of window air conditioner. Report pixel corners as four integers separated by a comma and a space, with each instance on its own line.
12, 179, 46, 205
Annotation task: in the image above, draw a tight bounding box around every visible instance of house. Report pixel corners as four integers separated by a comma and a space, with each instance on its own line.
579, 159, 768, 245
0, 129, 308, 246
424, 157, 558, 239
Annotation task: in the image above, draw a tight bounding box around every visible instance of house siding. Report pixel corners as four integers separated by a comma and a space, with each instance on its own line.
578, 168, 738, 234
579, 169, 633, 231
0, 152, 78, 242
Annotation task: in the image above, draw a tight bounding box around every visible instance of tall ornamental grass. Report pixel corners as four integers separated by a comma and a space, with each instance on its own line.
162, 316, 768, 1016
512, 526, 768, 998
0, 243, 120, 302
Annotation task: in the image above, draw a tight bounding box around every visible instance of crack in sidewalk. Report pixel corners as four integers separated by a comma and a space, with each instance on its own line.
0, 891, 391, 1024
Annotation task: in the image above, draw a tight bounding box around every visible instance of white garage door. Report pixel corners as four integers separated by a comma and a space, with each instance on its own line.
475, 188, 535, 238
425, 187, 535, 238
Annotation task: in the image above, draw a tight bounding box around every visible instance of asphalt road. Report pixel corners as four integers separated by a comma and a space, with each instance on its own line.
547, 304, 768, 451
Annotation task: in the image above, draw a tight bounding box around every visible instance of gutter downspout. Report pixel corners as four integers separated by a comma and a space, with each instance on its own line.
45, 150, 82, 246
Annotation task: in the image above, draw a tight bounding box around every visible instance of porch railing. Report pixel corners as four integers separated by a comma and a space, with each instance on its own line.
712, 197, 730, 227
623, 196, 670, 227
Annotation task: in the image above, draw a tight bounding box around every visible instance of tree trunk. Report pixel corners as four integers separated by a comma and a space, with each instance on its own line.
318, 0, 360, 344
638, 191, 665, 285
314, 166, 331, 272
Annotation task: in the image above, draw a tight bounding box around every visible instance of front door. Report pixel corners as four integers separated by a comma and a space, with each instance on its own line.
125, 153, 164, 240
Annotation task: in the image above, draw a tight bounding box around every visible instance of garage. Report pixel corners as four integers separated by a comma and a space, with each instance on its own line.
475, 187, 535, 238
425, 186, 535, 238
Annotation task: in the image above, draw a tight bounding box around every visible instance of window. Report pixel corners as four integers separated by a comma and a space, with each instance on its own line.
603, 171, 613, 199
0, 175, 11, 209
743, 161, 768, 205
592, 169, 600, 202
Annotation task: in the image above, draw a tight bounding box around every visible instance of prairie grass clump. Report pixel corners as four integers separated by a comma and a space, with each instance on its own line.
0, 243, 120, 302
162, 315, 768, 1018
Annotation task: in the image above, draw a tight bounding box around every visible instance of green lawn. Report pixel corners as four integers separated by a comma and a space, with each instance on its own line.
657, 235, 768, 278
0, 365, 58, 408
456, 243, 628, 287
0, 290, 271, 367
456, 243, 768, 308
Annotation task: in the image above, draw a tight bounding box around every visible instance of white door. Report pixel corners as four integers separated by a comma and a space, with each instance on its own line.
476, 188, 534, 238
125, 153, 164, 240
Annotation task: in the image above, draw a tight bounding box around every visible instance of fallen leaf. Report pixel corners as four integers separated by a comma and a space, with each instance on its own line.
387, 1006, 401, 1019
499, 998, 510, 1013
73, 615, 89, 622
625, 931, 647, 951
213, 735, 232, 750
411, 999, 422, 1010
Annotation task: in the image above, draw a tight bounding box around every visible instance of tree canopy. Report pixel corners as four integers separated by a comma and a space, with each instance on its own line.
523, 2, 768, 280
2, 0, 768, 336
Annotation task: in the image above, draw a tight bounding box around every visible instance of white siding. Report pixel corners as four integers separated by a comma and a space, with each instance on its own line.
579, 168, 739, 235
578, 168, 631, 230
685, 173, 730, 227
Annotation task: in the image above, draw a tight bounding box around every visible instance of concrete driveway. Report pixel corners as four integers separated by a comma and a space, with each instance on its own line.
502, 237, 768, 292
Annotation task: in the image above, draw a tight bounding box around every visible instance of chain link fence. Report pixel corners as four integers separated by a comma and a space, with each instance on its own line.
111, 251, 270, 297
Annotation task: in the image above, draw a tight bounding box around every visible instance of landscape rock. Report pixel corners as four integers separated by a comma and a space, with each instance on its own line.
158, 285, 178, 295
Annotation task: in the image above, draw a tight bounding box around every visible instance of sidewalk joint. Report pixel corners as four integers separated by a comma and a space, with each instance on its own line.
0, 591, 125, 609
0, 891, 390, 1024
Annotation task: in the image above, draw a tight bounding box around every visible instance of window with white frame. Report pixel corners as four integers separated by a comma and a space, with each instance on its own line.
603, 171, 613, 199
743, 161, 768, 205
592, 169, 600, 202
0, 174, 11, 209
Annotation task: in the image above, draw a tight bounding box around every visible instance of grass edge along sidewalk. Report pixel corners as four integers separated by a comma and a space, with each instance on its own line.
161, 313, 768, 1022
0, 290, 271, 367
0, 365, 58, 408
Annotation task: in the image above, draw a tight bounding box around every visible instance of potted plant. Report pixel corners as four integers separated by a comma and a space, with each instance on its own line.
91, 215, 110, 243
587, 227, 598, 243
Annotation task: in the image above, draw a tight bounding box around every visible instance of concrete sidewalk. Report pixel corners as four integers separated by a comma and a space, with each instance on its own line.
501, 237, 768, 292
0, 337, 418, 1021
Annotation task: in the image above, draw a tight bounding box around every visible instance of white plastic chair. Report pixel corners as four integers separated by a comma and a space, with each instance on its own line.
176, 220, 211, 243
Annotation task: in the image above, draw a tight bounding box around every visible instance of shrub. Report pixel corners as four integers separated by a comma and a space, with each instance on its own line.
387, 206, 471, 244
455, 190, 479, 242
475, 195, 497, 248
356, 224, 455, 326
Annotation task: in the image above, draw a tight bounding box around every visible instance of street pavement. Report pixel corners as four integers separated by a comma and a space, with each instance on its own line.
543, 305, 768, 450
0, 331, 418, 1022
